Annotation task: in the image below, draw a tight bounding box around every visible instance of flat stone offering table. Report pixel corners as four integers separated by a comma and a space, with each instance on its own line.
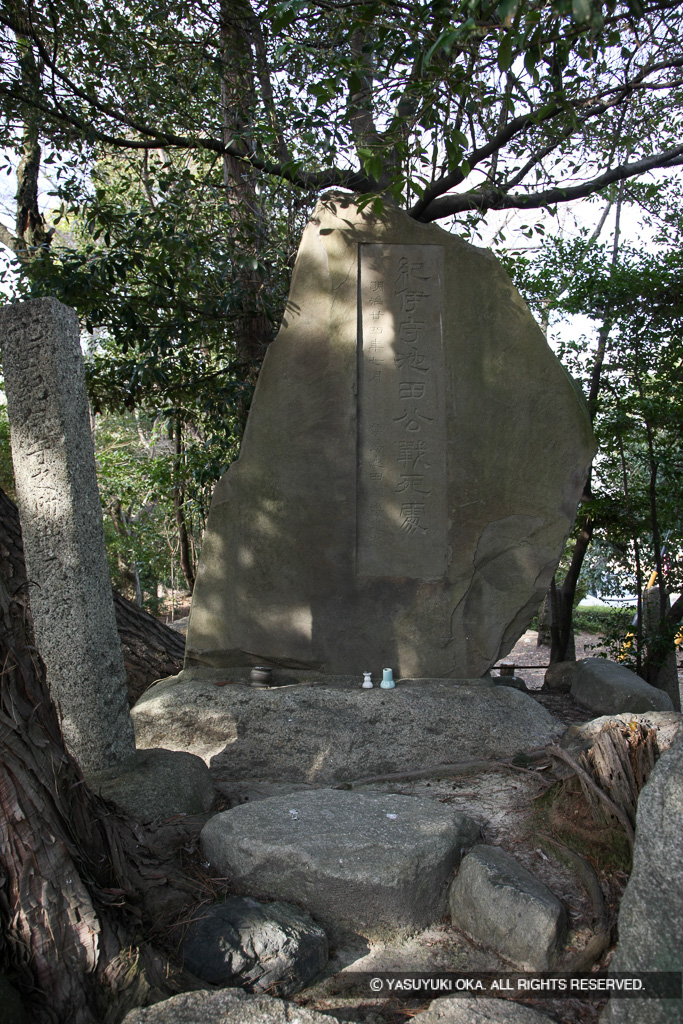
132, 670, 565, 787
200, 788, 481, 939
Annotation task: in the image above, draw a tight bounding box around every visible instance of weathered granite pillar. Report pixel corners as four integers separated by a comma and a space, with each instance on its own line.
0, 297, 135, 771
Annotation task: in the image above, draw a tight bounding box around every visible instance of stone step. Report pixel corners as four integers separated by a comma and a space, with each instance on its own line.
449, 844, 567, 971
122, 990, 338, 1024
200, 788, 481, 939
414, 996, 559, 1024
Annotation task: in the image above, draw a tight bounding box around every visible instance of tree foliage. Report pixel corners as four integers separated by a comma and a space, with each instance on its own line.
513, 231, 683, 687
2, 0, 683, 235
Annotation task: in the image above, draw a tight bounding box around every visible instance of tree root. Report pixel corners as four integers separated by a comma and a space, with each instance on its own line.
547, 744, 635, 849
538, 831, 612, 973
334, 756, 554, 790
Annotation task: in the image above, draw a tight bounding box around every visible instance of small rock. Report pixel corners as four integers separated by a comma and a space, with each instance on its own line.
494, 674, 529, 692
448, 844, 566, 971
178, 896, 327, 996
86, 747, 214, 822
121, 989, 338, 1024
571, 659, 674, 715
543, 661, 578, 694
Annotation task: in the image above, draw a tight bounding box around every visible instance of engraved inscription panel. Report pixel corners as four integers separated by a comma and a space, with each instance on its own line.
357, 243, 447, 578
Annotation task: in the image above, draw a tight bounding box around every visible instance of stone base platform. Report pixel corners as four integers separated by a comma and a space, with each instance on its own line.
200, 788, 481, 938
131, 670, 565, 787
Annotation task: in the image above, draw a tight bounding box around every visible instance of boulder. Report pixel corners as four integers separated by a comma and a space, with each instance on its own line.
448, 845, 566, 971
121, 990, 337, 1024
200, 789, 480, 938
185, 195, 594, 679
413, 996, 558, 1024
543, 661, 578, 694
570, 659, 674, 715
132, 677, 564, 784
86, 747, 214, 821
178, 896, 327, 996
600, 735, 683, 1024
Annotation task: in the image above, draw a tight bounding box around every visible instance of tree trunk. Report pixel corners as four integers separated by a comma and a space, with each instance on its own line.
220, 0, 274, 369
172, 418, 196, 593
110, 500, 144, 606
0, 496, 200, 1023
642, 586, 681, 711
549, 186, 624, 663
112, 592, 186, 704
0, 488, 184, 706
578, 721, 659, 829
549, 514, 592, 664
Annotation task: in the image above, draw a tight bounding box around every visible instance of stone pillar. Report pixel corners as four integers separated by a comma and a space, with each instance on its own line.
0, 297, 135, 771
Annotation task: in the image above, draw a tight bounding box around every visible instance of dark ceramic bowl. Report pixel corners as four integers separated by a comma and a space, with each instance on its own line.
250, 666, 273, 687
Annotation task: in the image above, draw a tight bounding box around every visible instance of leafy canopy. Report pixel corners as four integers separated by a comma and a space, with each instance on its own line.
2, 0, 683, 228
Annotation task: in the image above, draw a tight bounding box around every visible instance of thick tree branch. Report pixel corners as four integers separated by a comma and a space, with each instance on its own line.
0, 221, 18, 252
411, 102, 562, 219
0, 80, 370, 192
418, 144, 683, 221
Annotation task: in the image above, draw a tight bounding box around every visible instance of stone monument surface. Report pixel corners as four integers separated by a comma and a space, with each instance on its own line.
186, 194, 595, 677
0, 297, 135, 771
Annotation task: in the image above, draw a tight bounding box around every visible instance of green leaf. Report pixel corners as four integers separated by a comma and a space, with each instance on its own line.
497, 0, 518, 24
572, 0, 593, 23
498, 32, 514, 72
425, 28, 458, 67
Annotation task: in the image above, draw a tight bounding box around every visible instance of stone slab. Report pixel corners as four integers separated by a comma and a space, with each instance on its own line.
132, 676, 565, 783
448, 845, 567, 971
200, 789, 481, 937
122, 990, 337, 1024
86, 747, 214, 821
571, 659, 674, 715
601, 735, 683, 1024
0, 297, 134, 771
186, 194, 595, 679
413, 996, 558, 1024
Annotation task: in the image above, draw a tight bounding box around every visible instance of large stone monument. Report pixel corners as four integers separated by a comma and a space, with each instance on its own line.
186, 194, 595, 678
0, 297, 135, 771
